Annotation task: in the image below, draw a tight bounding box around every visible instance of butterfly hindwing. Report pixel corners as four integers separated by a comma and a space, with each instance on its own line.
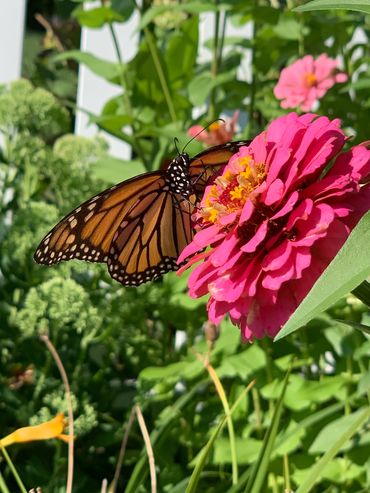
107, 190, 194, 286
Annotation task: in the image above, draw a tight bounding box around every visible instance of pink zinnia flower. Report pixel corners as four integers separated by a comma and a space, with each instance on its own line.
274, 54, 348, 112
188, 112, 239, 146
179, 113, 370, 341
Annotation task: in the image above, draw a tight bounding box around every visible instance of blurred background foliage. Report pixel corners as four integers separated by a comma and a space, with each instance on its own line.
1, 0, 370, 492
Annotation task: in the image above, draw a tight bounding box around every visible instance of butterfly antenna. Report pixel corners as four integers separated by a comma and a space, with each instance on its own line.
174, 137, 180, 155
182, 118, 225, 153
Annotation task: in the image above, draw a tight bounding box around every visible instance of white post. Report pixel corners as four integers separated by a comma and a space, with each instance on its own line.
75, 2, 139, 159
0, 0, 26, 84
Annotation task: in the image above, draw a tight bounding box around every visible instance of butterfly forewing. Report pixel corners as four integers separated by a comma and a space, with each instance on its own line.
34, 172, 164, 266
188, 140, 250, 194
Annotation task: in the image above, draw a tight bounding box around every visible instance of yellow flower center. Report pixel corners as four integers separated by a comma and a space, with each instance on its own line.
202, 155, 266, 224
304, 72, 317, 87
209, 121, 221, 132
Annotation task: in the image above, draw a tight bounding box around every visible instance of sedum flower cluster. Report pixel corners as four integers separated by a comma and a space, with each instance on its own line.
31, 390, 98, 437
11, 277, 102, 338
0, 79, 69, 138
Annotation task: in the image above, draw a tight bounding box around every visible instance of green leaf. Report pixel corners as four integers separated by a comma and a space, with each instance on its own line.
244, 367, 291, 493
53, 51, 120, 84
294, 0, 370, 14
211, 437, 262, 465
274, 401, 345, 452
89, 113, 133, 141
217, 345, 266, 378
165, 17, 199, 88
90, 157, 146, 184
188, 71, 236, 106
341, 78, 370, 92
296, 407, 370, 493
73, 6, 124, 28
262, 374, 348, 411
309, 408, 367, 453
185, 384, 254, 493
275, 211, 370, 340
316, 458, 363, 483
273, 17, 304, 40
139, 360, 203, 383
357, 368, 370, 395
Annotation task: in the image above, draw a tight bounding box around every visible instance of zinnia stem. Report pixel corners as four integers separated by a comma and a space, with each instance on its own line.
108, 22, 149, 170
208, 2, 221, 122
245, 4, 258, 139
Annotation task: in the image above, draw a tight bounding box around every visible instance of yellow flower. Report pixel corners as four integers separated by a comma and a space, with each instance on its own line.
0, 413, 70, 447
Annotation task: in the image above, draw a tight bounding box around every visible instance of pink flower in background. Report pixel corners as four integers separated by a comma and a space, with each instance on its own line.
188, 111, 239, 146
179, 113, 370, 341
274, 54, 348, 112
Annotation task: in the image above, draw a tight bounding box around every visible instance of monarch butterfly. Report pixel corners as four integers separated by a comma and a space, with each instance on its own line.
34, 140, 250, 286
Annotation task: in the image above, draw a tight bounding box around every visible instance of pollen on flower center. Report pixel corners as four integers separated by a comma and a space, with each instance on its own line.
202, 154, 266, 224
304, 72, 317, 87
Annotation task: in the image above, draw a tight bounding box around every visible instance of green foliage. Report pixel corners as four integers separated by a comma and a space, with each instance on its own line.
295, 0, 370, 14
0, 79, 69, 138
11, 277, 102, 338
31, 390, 98, 437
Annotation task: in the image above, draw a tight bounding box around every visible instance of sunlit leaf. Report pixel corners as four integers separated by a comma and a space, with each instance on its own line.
73, 6, 125, 28
294, 0, 370, 14
53, 51, 120, 84
296, 407, 370, 492
91, 157, 146, 183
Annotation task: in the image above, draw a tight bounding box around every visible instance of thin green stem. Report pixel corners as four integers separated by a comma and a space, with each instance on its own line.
283, 453, 291, 492
203, 361, 239, 484
245, 12, 257, 139
261, 338, 274, 415
298, 14, 305, 57
134, 0, 176, 123
208, 4, 221, 122
217, 10, 227, 69
108, 23, 149, 170
0, 471, 10, 493
0, 447, 27, 493
143, 26, 177, 123
252, 387, 263, 438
